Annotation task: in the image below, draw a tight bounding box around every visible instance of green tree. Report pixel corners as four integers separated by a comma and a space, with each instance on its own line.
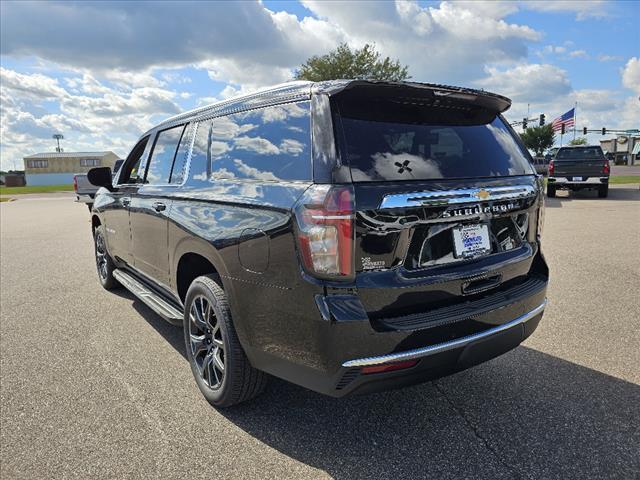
294, 43, 410, 82
520, 125, 556, 156
569, 137, 588, 145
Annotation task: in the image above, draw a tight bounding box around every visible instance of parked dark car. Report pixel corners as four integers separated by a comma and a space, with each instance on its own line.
547, 146, 610, 198
88, 80, 548, 407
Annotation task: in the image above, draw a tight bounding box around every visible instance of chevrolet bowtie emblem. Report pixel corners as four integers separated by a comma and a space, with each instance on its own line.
475, 189, 491, 200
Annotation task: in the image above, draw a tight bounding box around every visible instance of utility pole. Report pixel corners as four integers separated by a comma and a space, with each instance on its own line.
52, 133, 64, 153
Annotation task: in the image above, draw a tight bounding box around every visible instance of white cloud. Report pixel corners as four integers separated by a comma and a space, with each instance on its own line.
298, 0, 541, 83
0, 67, 182, 170
279, 139, 305, 155
0, 67, 69, 101
232, 159, 279, 181
621, 57, 640, 95
522, 1, 608, 20
569, 50, 588, 59
476, 63, 572, 102
233, 136, 280, 155
597, 54, 623, 62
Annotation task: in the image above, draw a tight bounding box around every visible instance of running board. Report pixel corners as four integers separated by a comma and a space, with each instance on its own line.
113, 269, 183, 325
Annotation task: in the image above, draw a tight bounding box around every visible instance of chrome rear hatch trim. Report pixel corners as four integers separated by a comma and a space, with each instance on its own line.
379, 185, 536, 209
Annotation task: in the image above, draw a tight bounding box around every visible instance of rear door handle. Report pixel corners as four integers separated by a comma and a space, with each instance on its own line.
153, 202, 166, 212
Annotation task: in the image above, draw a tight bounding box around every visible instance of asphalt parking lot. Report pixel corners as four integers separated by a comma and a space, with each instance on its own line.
1, 188, 639, 480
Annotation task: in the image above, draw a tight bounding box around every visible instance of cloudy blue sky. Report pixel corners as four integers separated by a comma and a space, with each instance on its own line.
1, 0, 638, 170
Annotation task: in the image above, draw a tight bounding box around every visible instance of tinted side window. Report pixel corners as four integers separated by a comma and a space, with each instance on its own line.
209, 102, 311, 181
170, 123, 195, 184
188, 120, 212, 183
145, 125, 185, 185
119, 136, 149, 184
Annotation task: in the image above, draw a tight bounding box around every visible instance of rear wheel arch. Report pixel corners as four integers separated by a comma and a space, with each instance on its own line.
91, 215, 101, 233
172, 237, 231, 301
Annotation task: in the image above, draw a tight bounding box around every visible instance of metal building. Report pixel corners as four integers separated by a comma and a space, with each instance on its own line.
23, 151, 119, 186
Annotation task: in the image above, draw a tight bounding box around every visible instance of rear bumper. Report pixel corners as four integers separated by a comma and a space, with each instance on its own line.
549, 176, 608, 187
75, 193, 94, 204
243, 270, 548, 398
343, 300, 545, 368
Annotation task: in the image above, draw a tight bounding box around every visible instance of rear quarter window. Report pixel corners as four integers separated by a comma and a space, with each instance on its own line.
188, 102, 312, 183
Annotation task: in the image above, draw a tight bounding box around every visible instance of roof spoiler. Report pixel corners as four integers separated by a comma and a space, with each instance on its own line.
315, 80, 512, 113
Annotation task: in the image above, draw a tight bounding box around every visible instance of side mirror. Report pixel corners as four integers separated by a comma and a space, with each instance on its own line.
87, 167, 114, 191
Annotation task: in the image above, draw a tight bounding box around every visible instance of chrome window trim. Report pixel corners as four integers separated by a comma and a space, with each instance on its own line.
379, 184, 536, 209
342, 299, 546, 368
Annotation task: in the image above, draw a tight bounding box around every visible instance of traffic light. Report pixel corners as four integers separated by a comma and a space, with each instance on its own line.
522, 118, 528, 129
602, 127, 606, 135
583, 127, 588, 135
539, 114, 545, 126
561, 124, 566, 135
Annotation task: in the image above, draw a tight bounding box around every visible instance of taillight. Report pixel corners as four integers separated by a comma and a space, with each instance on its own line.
548, 160, 554, 176
294, 184, 354, 279
603, 159, 610, 175
73, 175, 78, 192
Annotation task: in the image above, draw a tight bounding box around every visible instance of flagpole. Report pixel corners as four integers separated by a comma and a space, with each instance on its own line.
573, 101, 577, 140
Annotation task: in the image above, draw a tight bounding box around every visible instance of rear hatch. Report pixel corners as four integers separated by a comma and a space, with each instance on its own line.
552, 146, 607, 178
332, 86, 545, 331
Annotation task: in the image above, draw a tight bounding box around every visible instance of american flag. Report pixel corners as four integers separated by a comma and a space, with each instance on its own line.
551, 108, 575, 132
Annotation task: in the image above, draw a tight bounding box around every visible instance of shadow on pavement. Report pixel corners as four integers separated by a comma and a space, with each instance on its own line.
545, 185, 639, 207
124, 296, 639, 479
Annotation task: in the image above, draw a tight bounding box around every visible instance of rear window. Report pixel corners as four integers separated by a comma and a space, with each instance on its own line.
556, 147, 604, 160
337, 99, 534, 182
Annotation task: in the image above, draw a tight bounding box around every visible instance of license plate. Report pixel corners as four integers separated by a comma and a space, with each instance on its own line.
453, 224, 491, 258
572, 176, 583, 181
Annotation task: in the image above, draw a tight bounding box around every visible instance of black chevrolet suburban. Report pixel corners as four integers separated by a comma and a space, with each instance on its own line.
88, 80, 548, 407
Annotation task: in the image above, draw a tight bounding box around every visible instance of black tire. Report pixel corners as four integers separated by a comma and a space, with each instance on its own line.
547, 185, 556, 198
184, 275, 267, 408
93, 225, 119, 290
598, 185, 608, 198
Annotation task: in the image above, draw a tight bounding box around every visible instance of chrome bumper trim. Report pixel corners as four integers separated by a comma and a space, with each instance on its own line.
549, 177, 607, 185
379, 185, 536, 209
342, 299, 547, 368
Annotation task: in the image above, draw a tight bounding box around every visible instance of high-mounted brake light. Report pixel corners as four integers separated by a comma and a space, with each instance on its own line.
602, 159, 610, 175
548, 160, 554, 176
294, 185, 354, 279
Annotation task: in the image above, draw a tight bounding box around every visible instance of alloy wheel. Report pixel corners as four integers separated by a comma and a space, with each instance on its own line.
189, 295, 225, 389
95, 232, 108, 280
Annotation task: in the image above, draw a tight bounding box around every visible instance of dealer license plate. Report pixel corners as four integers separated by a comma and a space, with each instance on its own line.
572, 176, 583, 181
453, 224, 491, 258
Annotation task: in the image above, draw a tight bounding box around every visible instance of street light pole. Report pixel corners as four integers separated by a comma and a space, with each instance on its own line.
52, 133, 64, 153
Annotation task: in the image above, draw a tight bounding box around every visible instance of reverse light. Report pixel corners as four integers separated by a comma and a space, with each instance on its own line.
294, 185, 354, 279
548, 160, 554, 176
602, 159, 610, 175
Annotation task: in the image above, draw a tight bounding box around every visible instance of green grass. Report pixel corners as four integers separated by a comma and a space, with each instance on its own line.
609, 176, 640, 184
0, 184, 73, 194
